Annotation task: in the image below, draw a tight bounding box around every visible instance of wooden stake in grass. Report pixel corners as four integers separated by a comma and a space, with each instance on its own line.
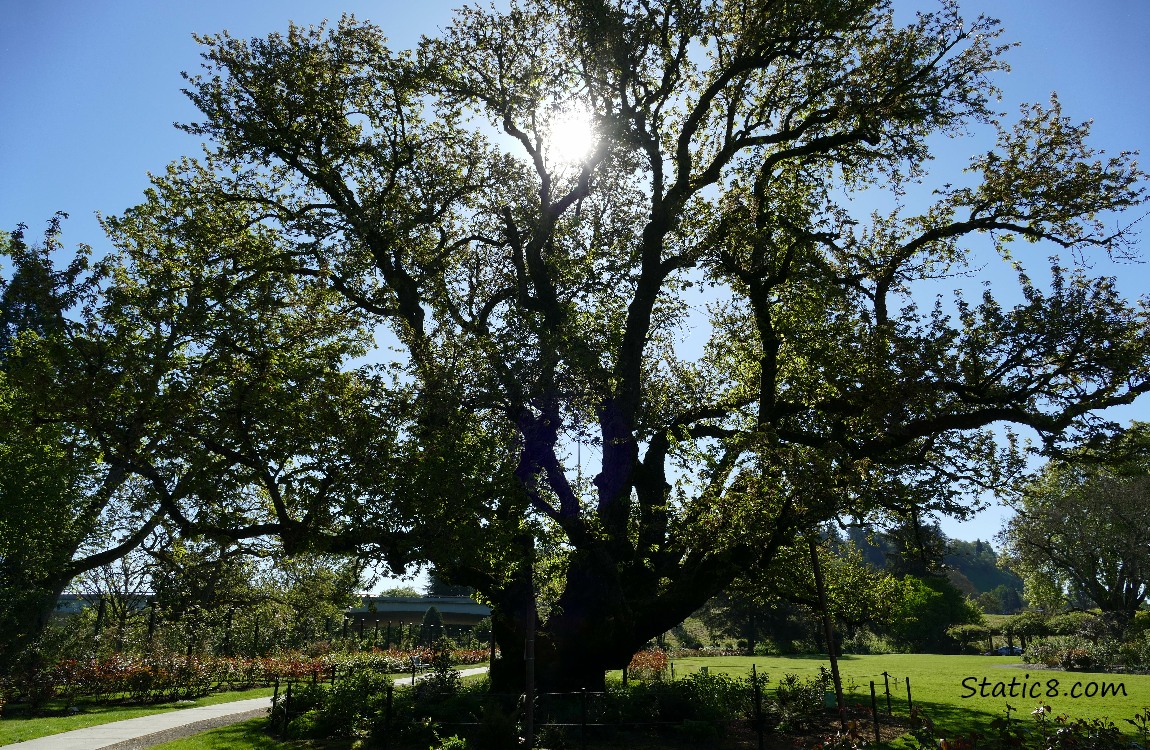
752, 664, 765, 750
283, 683, 292, 734
384, 683, 394, 750
870, 681, 880, 744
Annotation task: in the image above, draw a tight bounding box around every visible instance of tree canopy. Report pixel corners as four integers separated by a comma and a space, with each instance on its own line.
8, 0, 1149, 689
1000, 423, 1150, 622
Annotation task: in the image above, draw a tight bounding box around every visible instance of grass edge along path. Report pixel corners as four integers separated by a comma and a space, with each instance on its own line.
0, 687, 276, 747
146, 718, 290, 750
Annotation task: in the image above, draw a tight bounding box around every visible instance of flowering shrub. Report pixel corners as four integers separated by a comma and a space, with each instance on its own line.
627, 649, 669, 681
5, 647, 490, 707
668, 647, 745, 658
445, 648, 490, 665
1022, 631, 1150, 674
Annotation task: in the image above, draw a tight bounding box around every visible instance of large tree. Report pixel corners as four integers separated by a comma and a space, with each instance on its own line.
87, 0, 1149, 690
1000, 425, 1150, 622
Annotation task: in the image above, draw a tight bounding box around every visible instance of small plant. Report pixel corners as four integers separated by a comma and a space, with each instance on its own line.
842, 674, 859, 696
676, 718, 721, 742
415, 638, 463, 703
774, 668, 831, 732
1127, 706, 1150, 749
535, 724, 572, 750
435, 732, 469, 749
469, 699, 521, 750
813, 721, 870, 750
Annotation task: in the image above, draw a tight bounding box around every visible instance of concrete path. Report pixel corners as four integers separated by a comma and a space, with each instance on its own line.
6, 697, 273, 750
7, 666, 490, 750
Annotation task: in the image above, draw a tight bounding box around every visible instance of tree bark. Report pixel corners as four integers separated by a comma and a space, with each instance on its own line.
0, 574, 70, 672
485, 547, 744, 692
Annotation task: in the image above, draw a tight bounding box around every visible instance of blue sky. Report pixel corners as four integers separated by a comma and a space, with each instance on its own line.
2, 1, 1148, 559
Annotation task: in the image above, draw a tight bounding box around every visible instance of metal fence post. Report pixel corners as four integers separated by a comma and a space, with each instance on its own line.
581, 687, 588, 750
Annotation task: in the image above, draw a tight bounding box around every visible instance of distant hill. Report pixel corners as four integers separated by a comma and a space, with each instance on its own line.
944, 538, 1023, 594
843, 526, 1024, 614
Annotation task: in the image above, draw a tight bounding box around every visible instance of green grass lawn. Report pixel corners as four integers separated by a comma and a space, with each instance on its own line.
637, 654, 1150, 741
9, 657, 1148, 749
146, 719, 306, 750
0, 687, 276, 747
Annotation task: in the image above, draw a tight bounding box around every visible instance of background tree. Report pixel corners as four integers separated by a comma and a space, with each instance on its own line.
380, 585, 423, 598
853, 516, 984, 649
144, 536, 364, 655
59, 0, 1150, 691
741, 534, 906, 650
0, 217, 165, 669
0, 180, 395, 666
881, 515, 949, 579
1000, 424, 1150, 624
73, 548, 156, 654
266, 552, 365, 647
426, 571, 475, 598
881, 574, 982, 651
421, 606, 445, 646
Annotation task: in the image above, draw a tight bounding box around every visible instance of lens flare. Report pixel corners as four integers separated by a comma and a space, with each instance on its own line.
546, 106, 596, 164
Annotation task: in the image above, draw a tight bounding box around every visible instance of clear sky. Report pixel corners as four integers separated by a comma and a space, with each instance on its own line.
2, 1, 1148, 561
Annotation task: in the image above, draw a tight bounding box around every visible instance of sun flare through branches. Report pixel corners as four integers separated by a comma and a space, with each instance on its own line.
545, 105, 597, 165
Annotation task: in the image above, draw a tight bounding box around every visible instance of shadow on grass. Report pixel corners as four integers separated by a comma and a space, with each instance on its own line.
762, 653, 864, 661
2, 702, 123, 719
909, 698, 1004, 738
150, 719, 284, 750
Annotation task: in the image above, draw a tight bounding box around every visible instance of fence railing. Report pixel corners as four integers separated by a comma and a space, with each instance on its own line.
269, 667, 917, 750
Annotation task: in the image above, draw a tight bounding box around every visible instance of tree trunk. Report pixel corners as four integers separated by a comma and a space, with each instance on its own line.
490, 619, 639, 693
0, 574, 70, 672
485, 548, 734, 693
